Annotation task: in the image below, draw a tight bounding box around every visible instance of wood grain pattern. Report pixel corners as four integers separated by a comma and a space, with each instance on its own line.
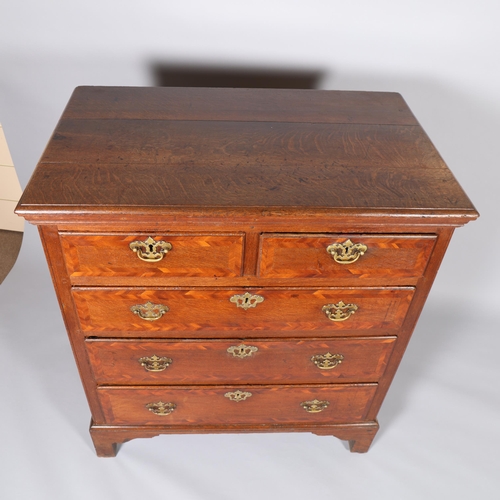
85, 337, 397, 385
60, 233, 243, 281
73, 287, 414, 336
20, 162, 475, 213
16, 86, 477, 218
41, 120, 444, 168
61, 87, 418, 124
97, 384, 377, 426
259, 234, 435, 279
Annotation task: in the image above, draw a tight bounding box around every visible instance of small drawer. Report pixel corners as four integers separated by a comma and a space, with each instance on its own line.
60, 232, 244, 282
97, 384, 377, 426
73, 287, 414, 337
86, 337, 397, 385
259, 234, 436, 280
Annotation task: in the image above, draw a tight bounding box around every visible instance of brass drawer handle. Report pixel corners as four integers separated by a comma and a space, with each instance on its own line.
130, 301, 169, 321
326, 239, 367, 264
224, 390, 252, 402
139, 355, 173, 371
227, 344, 258, 358
300, 399, 330, 413
322, 301, 358, 322
145, 401, 176, 416
311, 352, 344, 370
129, 236, 172, 262
230, 292, 264, 310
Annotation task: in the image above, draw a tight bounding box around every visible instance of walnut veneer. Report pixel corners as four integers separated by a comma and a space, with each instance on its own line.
16, 87, 478, 456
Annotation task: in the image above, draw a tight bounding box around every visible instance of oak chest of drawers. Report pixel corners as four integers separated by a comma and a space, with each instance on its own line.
16, 86, 478, 456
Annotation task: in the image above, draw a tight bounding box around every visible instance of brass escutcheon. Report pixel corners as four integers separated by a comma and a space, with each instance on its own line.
138, 354, 173, 372
224, 390, 252, 402
326, 239, 367, 264
322, 301, 358, 322
227, 344, 258, 358
145, 401, 176, 416
311, 352, 344, 370
229, 292, 264, 310
129, 236, 172, 262
130, 301, 169, 321
300, 399, 330, 413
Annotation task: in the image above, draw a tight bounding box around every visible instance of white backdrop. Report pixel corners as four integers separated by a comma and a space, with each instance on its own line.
1, 1, 499, 499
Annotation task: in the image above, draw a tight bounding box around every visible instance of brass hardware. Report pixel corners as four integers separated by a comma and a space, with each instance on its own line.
322, 301, 358, 322
229, 292, 264, 310
138, 355, 173, 372
300, 399, 330, 413
326, 239, 367, 264
130, 301, 169, 321
145, 401, 176, 416
227, 344, 258, 358
129, 236, 172, 262
224, 390, 252, 402
311, 352, 344, 370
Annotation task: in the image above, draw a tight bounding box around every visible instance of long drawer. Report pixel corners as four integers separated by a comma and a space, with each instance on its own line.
97, 384, 378, 426
86, 337, 397, 384
73, 287, 414, 337
259, 234, 435, 279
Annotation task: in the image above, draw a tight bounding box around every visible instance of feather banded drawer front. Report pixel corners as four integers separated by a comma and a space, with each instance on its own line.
16, 87, 478, 456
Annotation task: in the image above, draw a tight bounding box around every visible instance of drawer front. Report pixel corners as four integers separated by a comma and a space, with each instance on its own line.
60, 233, 244, 281
73, 287, 414, 337
259, 234, 436, 279
86, 337, 397, 384
97, 384, 377, 425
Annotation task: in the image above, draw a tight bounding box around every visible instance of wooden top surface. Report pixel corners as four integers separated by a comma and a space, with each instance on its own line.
17, 86, 477, 222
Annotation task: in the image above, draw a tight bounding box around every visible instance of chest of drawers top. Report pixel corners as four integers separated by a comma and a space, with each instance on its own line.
17, 86, 477, 226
